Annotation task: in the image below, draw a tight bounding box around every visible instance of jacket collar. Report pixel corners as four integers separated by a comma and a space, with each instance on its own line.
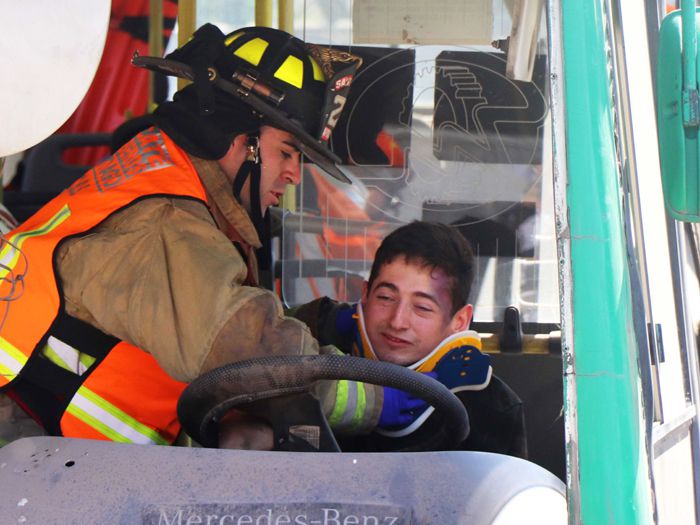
188, 155, 262, 250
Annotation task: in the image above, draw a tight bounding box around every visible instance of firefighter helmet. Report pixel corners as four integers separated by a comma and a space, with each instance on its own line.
134, 24, 361, 183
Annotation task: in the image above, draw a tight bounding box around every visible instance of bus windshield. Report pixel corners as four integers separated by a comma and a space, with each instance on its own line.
266, 1, 557, 327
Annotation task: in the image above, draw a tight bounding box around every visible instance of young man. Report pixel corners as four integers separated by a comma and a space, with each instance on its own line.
293, 221, 528, 457
0, 24, 399, 448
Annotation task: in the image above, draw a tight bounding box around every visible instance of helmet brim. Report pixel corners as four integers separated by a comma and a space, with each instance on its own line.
293, 136, 349, 183
132, 54, 351, 184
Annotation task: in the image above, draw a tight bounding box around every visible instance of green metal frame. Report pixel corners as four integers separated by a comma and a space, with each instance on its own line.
657, 5, 700, 221
561, 0, 654, 522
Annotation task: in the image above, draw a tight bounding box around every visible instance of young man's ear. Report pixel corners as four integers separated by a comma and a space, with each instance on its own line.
360, 280, 369, 306
450, 304, 473, 332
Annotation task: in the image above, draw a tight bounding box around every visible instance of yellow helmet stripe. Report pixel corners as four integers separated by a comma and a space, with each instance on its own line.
224, 32, 245, 47
233, 37, 269, 66
310, 57, 324, 81
274, 55, 304, 88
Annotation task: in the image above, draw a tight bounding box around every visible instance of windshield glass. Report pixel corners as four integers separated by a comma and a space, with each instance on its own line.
233, 0, 560, 326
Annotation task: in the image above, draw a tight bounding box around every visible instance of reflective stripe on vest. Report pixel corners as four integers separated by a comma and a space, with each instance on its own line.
41, 336, 95, 375
65, 386, 169, 445
0, 336, 26, 383
40, 338, 171, 444
59, 341, 186, 445
0, 205, 72, 383
0, 128, 202, 443
328, 379, 367, 433
0, 204, 71, 281
41, 336, 178, 445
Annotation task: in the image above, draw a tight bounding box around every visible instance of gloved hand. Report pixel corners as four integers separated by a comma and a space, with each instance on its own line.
378, 372, 437, 429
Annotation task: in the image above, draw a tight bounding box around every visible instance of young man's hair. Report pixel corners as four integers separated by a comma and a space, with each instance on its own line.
367, 221, 474, 315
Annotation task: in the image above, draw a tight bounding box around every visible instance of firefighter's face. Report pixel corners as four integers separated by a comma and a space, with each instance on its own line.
236, 126, 302, 214
361, 256, 472, 366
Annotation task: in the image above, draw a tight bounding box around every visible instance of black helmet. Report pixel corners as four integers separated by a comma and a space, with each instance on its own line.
134, 23, 361, 183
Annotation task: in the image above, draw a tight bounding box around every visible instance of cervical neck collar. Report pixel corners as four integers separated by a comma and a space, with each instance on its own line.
351, 302, 493, 437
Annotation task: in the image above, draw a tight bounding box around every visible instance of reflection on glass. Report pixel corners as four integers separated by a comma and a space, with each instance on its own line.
279, 39, 557, 326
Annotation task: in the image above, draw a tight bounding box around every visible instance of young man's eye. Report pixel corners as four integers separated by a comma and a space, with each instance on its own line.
415, 304, 434, 313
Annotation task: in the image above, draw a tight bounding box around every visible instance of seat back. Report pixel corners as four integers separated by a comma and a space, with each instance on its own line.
488, 350, 565, 481
21, 133, 111, 193
5, 133, 112, 223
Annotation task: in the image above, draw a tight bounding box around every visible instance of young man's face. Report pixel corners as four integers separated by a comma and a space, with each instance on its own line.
220, 125, 302, 214
361, 256, 473, 366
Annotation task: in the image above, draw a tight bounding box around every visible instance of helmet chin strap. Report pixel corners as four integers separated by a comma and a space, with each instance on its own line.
232, 133, 271, 268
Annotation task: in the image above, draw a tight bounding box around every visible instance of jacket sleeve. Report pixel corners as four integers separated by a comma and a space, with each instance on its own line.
290, 299, 382, 434
457, 376, 529, 459
287, 297, 355, 354
56, 197, 382, 433
312, 345, 383, 436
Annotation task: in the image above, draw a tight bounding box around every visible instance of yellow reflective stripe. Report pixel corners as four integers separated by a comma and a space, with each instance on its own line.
0, 363, 16, 382
42, 344, 72, 372
310, 57, 324, 81
66, 386, 169, 445
350, 382, 367, 430
328, 379, 349, 428
224, 31, 244, 46
0, 206, 71, 381
274, 55, 304, 88
79, 353, 95, 370
233, 37, 268, 66
328, 380, 369, 432
41, 336, 95, 375
0, 336, 27, 382
0, 204, 71, 281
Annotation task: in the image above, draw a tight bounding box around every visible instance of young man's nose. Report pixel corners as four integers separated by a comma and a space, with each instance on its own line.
388, 301, 410, 330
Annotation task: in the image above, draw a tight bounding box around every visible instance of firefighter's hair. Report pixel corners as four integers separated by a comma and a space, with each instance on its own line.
367, 221, 474, 316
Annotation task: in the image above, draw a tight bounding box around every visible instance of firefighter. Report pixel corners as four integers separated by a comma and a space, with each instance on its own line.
0, 24, 424, 448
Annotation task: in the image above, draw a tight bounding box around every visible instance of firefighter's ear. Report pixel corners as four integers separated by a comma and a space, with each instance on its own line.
217, 134, 249, 183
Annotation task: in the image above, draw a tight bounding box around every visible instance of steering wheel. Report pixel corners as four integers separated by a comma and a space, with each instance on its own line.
178, 354, 469, 452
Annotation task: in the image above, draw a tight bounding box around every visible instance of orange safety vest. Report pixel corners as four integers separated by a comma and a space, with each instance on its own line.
0, 128, 208, 445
